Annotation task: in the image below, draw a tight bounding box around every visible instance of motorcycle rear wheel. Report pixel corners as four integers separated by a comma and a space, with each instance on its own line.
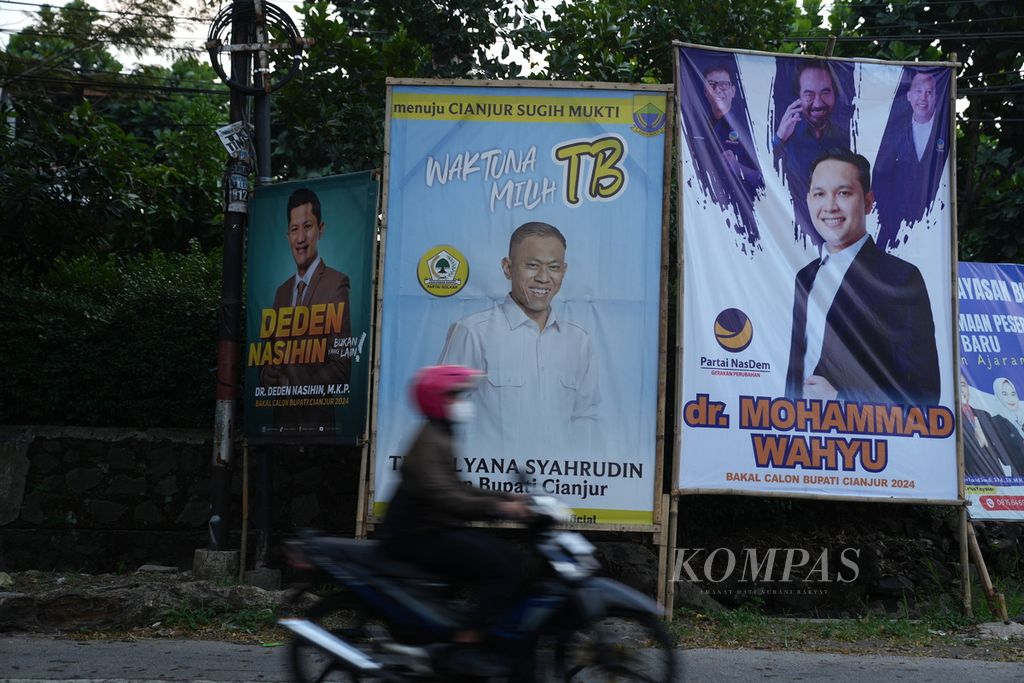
553, 612, 678, 682
289, 594, 393, 683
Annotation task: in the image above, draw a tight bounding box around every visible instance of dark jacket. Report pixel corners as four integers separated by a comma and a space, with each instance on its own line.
382, 419, 510, 541
785, 237, 940, 406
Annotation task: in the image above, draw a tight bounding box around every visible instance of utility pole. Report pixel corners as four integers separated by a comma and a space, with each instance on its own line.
199, 0, 305, 580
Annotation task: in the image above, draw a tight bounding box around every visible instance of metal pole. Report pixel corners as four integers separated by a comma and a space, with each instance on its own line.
208, 5, 252, 551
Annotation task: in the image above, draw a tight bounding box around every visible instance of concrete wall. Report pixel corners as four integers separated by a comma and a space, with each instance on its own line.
0, 427, 363, 571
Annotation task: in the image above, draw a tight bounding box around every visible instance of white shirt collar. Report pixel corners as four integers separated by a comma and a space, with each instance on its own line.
501, 294, 559, 331
820, 232, 869, 266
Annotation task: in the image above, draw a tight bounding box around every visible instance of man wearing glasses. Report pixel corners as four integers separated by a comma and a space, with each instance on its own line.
702, 64, 762, 195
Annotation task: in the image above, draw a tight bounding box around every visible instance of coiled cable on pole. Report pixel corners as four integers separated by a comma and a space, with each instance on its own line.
206, 0, 305, 94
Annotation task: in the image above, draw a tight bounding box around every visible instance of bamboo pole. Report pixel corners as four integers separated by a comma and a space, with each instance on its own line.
671, 41, 960, 69
665, 495, 679, 620
355, 441, 370, 539
656, 493, 670, 612
386, 77, 672, 92
238, 442, 249, 583
674, 488, 963, 506
960, 506, 972, 616
966, 521, 1009, 623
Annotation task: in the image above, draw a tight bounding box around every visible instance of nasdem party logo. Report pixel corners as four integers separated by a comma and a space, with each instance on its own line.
418, 245, 469, 297
714, 308, 753, 353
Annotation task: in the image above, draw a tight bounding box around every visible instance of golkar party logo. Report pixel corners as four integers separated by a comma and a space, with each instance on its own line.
418, 245, 469, 297
631, 94, 666, 137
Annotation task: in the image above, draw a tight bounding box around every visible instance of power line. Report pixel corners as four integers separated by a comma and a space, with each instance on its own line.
0, 26, 204, 43
852, 15, 1024, 33
828, 0, 1020, 7
3, 55, 228, 88
0, 27, 205, 52
783, 31, 1024, 41
0, 0, 209, 23
6, 72, 225, 95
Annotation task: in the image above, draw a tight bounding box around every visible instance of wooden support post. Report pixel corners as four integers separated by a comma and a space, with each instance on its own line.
967, 521, 1010, 623
355, 442, 370, 539
959, 506, 972, 616
665, 495, 679, 620
238, 443, 249, 582
656, 493, 669, 612
824, 36, 837, 58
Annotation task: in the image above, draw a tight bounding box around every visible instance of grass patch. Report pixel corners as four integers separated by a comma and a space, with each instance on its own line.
222, 607, 278, 633
162, 600, 217, 630
161, 600, 280, 634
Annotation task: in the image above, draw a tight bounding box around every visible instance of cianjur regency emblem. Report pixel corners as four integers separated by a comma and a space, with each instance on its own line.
418, 245, 469, 297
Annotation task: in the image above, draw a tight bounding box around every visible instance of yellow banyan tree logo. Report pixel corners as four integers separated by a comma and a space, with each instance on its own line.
418, 245, 469, 297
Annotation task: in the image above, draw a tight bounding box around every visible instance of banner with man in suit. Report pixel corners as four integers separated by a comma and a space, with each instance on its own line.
675, 44, 958, 502
244, 172, 378, 444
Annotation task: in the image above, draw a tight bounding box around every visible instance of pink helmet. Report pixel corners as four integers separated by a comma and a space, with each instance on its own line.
411, 365, 482, 419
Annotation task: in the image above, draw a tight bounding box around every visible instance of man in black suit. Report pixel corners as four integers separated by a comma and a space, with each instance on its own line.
872, 68, 951, 249
785, 148, 940, 406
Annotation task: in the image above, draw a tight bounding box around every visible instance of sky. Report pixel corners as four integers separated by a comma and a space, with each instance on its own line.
0, 0, 556, 71
0, 0, 304, 68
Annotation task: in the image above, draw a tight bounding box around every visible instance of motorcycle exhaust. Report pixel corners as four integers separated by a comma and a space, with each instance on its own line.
279, 618, 383, 673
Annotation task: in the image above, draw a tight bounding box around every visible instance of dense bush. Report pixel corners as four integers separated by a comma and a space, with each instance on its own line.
0, 243, 222, 428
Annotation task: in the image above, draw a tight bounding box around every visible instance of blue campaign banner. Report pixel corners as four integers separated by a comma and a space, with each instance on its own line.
676, 44, 958, 502
244, 172, 378, 445
374, 81, 669, 527
959, 262, 1024, 520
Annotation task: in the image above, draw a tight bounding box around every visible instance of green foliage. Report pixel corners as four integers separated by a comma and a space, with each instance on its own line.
1, 5, 227, 275
0, 243, 221, 428
515, 0, 800, 84
815, 0, 1024, 263
271, 0, 533, 179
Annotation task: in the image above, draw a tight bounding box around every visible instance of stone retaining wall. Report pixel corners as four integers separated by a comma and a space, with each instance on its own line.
0, 427, 363, 571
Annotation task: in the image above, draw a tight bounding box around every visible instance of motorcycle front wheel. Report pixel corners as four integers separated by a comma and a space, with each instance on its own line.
289, 593, 391, 683
553, 612, 678, 682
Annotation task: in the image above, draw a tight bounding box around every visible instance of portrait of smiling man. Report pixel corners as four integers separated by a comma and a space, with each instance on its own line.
438, 221, 600, 457
773, 61, 850, 242
261, 187, 352, 432
872, 67, 952, 248
784, 148, 940, 406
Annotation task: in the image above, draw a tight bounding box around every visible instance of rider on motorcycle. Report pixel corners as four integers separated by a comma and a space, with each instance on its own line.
380, 365, 532, 674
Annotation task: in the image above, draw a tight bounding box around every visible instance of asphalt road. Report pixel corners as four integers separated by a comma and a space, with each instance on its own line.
2, 636, 1023, 682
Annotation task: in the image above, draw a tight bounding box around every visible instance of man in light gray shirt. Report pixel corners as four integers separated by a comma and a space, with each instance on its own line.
439, 222, 600, 458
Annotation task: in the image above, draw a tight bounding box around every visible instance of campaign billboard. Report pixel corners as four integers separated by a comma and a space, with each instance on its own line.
244, 172, 378, 444
959, 262, 1024, 520
374, 80, 670, 527
675, 44, 958, 502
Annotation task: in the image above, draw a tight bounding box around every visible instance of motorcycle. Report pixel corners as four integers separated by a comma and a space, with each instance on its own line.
279, 494, 678, 681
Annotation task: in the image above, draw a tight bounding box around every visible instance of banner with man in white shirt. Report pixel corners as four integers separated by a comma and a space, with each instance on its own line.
374, 80, 670, 528
675, 44, 958, 502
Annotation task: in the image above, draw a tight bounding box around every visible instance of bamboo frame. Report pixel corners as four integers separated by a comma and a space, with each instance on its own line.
960, 507, 971, 615
966, 521, 1009, 623
363, 78, 673, 537
238, 441, 249, 583
671, 41, 961, 69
